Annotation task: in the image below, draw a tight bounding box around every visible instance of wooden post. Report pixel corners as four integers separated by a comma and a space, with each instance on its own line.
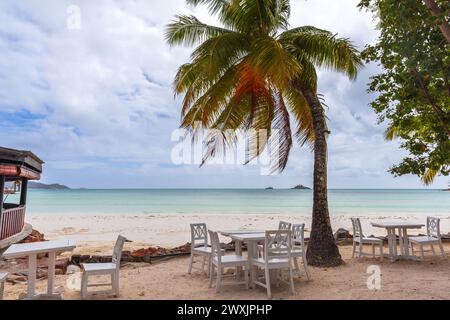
0, 175, 4, 238
0, 175, 4, 215
20, 178, 28, 206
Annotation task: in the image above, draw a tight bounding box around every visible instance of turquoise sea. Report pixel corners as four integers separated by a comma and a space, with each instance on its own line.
5, 189, 449, 216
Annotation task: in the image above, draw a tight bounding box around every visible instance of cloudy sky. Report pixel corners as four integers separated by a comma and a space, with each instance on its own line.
0, 0, 446, 189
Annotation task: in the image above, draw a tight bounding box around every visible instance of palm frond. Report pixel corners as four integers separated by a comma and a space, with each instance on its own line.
250, 35, 302, 89
284, 87, 315, 147
270, 91, 293, 173
280, 27, 362, 79
165, 15, 233, 47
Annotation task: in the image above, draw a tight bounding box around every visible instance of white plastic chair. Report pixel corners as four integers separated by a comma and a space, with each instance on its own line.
0, 272, 7, 300
251, 230, 295, 299
188, 223, 212, 275
208, 230, 249, 293
81, 235, 126, 298
351, 218, 384, 261
291, 224, 311, 280
409, 217, 446, 259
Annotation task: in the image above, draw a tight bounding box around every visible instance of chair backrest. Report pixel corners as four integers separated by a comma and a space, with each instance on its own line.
279, 221, 292, 231
427, 217, 441, 238
351, 218, 364, 238
264, 230, 292, 261
292, 224, 306, 248
112, 235, 127, 270
208, 230, 222, 262
190, 223, 208, 248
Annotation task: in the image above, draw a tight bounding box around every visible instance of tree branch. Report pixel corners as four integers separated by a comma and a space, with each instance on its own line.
423, 0, 450, 44
412, 68, 450, 136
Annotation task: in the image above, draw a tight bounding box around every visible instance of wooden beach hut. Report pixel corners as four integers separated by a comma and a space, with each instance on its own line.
0, 147, 43, 248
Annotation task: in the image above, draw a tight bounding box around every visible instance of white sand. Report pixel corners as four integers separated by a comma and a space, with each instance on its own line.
3, 244, 450, 300
2, 213, 450, 300
27, 213, 450, 253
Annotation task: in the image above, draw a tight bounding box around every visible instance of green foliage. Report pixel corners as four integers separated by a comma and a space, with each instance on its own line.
358, 0, 450, 185
166, 0, 361, 172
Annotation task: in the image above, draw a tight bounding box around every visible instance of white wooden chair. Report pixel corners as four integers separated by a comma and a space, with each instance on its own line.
251, 230, 295, 299
81, 235, 126, 298
409, 217, 446, 259
188, 223, 213, 276
291, 224, 311, 280
278, 221, 292, 230
257, 221, 293, 258
208, 230, 249, 293
0, 272, 7, 300
351, 218, 384, 261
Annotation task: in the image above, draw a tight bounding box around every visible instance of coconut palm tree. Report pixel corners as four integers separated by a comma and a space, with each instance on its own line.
166, 0, 362, 266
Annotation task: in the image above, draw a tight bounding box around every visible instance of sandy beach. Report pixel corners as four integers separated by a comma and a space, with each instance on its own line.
27, 213, 450, 254
0, 213, 449, 300
2, 243, 449, 300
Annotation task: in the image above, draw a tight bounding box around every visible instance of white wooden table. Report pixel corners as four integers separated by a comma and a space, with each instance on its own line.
371, 222, 424, 261
2, 239, 76, 299
219, 231, 282, 285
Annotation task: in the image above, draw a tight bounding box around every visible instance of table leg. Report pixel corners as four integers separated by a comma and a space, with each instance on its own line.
47, 252, 56, 295
393, 228, 398, 257
401, 228, 412, 259
386, 228, 395, 261
235, 240, 242, 256
398, 228, 404, 256
27, 254, 37, 299
235, 241, 243, 278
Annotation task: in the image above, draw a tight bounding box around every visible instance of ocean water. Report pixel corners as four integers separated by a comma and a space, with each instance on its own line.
4, 189, 449, 216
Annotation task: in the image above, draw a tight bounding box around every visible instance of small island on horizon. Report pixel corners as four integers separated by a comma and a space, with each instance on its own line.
29, 182, 71, 190
265, 185, 312, 190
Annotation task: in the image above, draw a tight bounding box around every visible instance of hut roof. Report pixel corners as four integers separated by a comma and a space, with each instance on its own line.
0, 147, 43, 180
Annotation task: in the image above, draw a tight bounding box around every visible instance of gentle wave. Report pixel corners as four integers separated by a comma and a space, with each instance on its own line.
6, 189, 448, 216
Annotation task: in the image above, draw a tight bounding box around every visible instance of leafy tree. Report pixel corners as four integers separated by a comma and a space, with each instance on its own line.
166, 0, 361, 266
359, 0, 450, 185
423, 0, 450, 44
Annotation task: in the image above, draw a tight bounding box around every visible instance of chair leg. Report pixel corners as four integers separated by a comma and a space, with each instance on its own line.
431, 244, 436, 255
188, 253, 194, 274
112, 272, 119, 297
359, 243, 363, 259
289, 266, 295, 296
265, 268, 272, 299
207, 257, 212, 277
302, 252, 311, 280
379, 244, 383, 262
209, 264, 215, 288
81, 272, 88, 298
251, 266, 257, 289
114, 272, 120, 298
352, 241, 356, 258
372, 244, 375, 258
439, 241, 446, 257
244, 265, 249, 290
420, 244, 425, 260
202, 256, 206, 273
0, 281, 4, 300
293, 258, 300, 275
215, 265, 222, 293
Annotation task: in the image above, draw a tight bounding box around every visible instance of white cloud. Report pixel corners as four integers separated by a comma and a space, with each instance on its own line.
0, 0, 447, 188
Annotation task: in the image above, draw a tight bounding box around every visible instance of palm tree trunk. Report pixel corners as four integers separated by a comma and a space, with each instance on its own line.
294, 82, 342, 267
